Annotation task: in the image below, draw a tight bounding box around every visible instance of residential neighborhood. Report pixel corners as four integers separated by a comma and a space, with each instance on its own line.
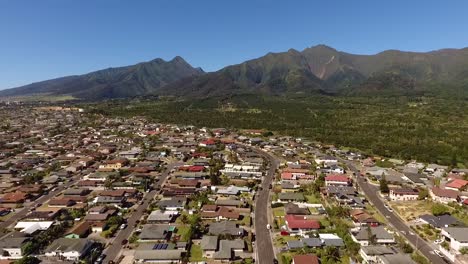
0, 102, 467, 264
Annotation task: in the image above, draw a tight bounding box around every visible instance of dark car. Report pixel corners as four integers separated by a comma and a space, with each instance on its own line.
121, 239, 128, 245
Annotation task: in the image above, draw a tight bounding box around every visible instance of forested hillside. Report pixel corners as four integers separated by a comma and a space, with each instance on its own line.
86, 95, 468, 167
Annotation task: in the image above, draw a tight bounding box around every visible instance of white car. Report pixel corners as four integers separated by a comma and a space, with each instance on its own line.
119, 224, 127, 230
434, 250, 444, 258
266, 224, 271, 230
434, 239, 443, 244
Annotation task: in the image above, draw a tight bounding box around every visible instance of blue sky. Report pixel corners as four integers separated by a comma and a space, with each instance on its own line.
1, 0, 468, 89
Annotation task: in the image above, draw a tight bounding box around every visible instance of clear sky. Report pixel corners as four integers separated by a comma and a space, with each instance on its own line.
1, 0, 468, 89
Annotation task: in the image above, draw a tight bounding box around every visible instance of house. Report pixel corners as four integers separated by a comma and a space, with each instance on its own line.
292, 254, 320, 264
134, 249, 184, 263
147, 210, 178, 223
23, 211, 60, 221
440, 227, 468, 260
217, 207, 240, 221
377, 253, 416, 264
65, 222, 91, 238
350, 209, 380, 227
217, 186, 250, 196
14, 221, 54, 234
158, 197, 187, 211
98, 159, 128, 170
208, 221, 244, 237
200, 235, 218, 258
63, 188, 89, 197
319, 233, 345, 247
0, 192, 30, 204
139, 224, 175, 242
314, 155, 338, 165
0, 232, 30, 259
389, 188, 419, 201
213, 239, 245, 260
284, 215, 320, 236
284, 203, 310, 215
403, 172, 426, 186
48, 198, 76, 207
419, 214, 461, 229
325, 174, 351, 186
44, 238, 93, 261
430, 187, 459, 204
351, 226, 395, 246
278, 193, 305, 203
359, 246, 395, 264
445, 179, 468, 191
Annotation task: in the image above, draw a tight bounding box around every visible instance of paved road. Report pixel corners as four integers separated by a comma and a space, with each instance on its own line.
344, 160, 449, 264
103, 162, 181, 263
252, 148, 279, 264
0, 175, 80, 229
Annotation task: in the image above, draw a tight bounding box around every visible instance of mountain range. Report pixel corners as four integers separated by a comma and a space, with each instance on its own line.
1, 45, 468, 100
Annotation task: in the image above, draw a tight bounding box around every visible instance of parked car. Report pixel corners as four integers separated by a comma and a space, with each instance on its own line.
119, 224, 127, 230
434, 250, 444, 258
121, 239, 128, 245
434, 239, 443, 244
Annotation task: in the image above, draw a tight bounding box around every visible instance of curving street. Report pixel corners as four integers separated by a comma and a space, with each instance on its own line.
251, 148, 280, 264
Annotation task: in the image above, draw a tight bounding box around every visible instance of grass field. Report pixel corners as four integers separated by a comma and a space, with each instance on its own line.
273, 207, 286, 217
189, 244, 204, 262
389, 200, 434, 221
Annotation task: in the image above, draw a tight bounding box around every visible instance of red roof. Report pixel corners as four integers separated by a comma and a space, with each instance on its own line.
445, 179, 468, 190
293, 255, 319, 264
281, 172, 294, 180
285, 215, 320, 229
201, 139, 216, 145
325, 174, 350, 182
431, 187, 459, 199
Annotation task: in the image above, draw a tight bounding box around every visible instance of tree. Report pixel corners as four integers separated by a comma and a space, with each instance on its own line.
418, 188, 429, 200
321, 246, 340, 264
20, 242, 36, 256
432, 204, 450, 216
379, 176, 389, 193
15, 256, 40, 264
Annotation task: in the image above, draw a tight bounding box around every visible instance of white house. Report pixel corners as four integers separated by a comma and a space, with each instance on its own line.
440, 227, 468, 262
389, 188, 419, 201
45, 238, 93, 261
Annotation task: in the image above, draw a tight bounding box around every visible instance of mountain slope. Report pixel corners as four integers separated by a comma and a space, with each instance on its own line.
2, 45, 468, 100
161, 45, 468, 97
0, 56, 203, 100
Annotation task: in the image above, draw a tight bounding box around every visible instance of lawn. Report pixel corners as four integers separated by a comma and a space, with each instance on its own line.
273, 207, 286, 217
189, 244, 204, 262
305, 194, 322, 204
176, 225, 191, 241
239, 215, 251, 227
274, 235, 300, 247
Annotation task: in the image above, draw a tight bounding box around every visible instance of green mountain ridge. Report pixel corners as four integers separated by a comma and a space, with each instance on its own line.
2, 45, 468, 100
0, 56, 204, 100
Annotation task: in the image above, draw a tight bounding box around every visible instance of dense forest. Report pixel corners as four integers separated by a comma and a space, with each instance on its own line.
86, 95, 468, 167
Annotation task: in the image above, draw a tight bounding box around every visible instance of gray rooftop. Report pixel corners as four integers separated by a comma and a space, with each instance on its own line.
200, 235, 218, 251
208, 221, 243, 236
443, 227, 468, 242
